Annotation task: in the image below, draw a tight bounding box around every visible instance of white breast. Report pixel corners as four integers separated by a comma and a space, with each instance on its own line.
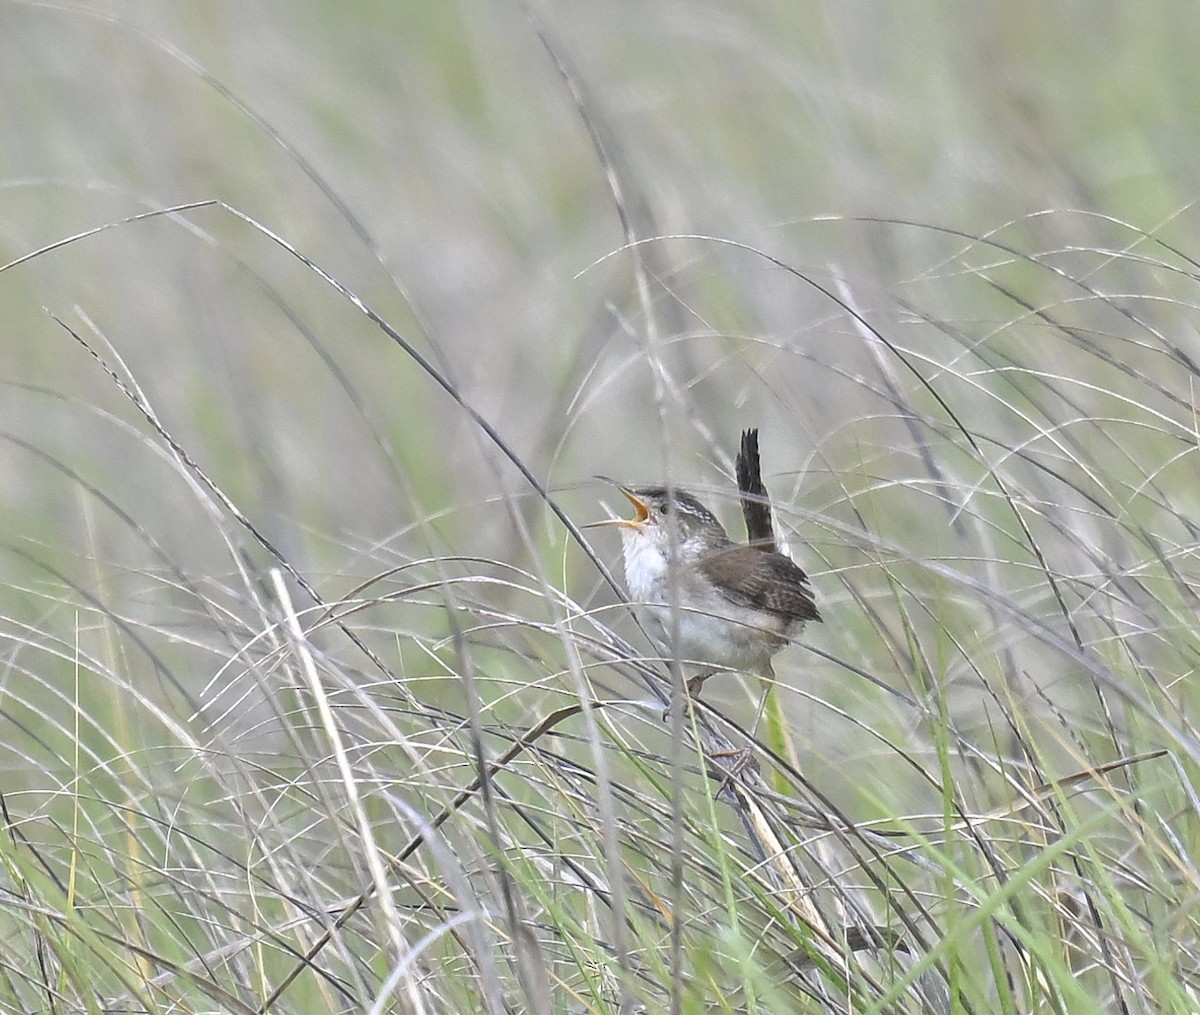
617, 528, 792, 672
619, 529, 669, 602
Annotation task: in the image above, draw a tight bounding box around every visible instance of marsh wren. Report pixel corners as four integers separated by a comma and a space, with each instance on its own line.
587, 463, 819, 693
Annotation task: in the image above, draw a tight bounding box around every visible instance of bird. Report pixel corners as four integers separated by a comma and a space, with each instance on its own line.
586, 432, 819, 703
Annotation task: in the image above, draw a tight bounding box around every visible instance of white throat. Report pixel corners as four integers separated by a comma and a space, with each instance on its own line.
619, 528, 670, 602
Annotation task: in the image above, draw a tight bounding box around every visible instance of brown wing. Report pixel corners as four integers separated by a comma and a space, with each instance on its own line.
696, 544, 821, 625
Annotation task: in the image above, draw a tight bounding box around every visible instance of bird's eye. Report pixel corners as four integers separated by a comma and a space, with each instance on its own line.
659, 502, 669, 515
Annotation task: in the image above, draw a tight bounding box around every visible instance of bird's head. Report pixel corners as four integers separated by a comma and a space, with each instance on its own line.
586, 481, 728, 555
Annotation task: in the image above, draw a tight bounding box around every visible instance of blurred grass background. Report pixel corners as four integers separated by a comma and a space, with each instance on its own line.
3, 1, 1200, 1012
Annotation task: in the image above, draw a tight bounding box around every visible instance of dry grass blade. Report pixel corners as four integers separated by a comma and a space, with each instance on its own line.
3, 4, 1200, 1013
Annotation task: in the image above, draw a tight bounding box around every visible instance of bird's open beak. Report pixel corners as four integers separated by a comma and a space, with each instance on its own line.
583, 482, 650, 529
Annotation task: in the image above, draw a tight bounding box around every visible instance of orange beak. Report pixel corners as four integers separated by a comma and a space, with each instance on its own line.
584, 483, 650, 529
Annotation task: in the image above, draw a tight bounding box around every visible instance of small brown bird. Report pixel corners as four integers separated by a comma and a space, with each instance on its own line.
587, 433, 819, 697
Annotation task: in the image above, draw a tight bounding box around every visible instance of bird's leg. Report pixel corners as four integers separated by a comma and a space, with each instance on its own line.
662, 666, 715, 723
710, 663, 779, 784
685, 668, 717, 697
749, 661, 775, 741
756, 660, 803, 783
706, 663, 776, 783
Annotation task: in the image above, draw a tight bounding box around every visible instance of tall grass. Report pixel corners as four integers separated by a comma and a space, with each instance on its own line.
2, 2, 1199, 1012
